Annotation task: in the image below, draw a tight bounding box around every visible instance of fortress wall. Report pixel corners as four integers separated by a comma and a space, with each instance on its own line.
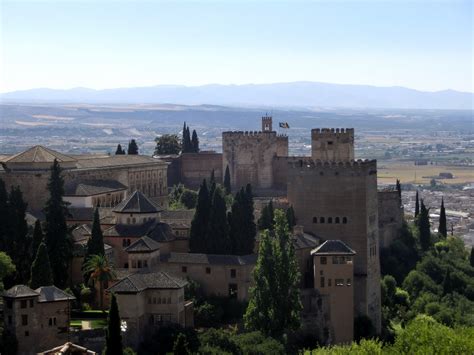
222, 131, 289, 191
287, 159, 381, 331
378, 190, 404, 248
180, 152, 222, 189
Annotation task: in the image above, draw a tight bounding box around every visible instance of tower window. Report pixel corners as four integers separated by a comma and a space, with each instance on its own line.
182, 266, 187, 273
335, 217, 340, 224
320, 277, 325, 288
320, 257, 327, 265
320, 217, 325, 223
342, 217, 348, 224
230, 269, 237, 278
347, 278, 352, 286
328, 217, 333, 224
335, 279, 344, 286
313, 217, 318, 223
328, 141, 334, 145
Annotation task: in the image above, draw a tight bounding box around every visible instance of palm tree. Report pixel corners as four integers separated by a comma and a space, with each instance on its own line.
83, 254, 115, 309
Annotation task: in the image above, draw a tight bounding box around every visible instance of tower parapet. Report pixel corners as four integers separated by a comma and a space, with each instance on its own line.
311, 128, 354, 162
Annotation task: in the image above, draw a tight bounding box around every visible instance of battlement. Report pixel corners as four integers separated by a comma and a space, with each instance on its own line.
289, 159, 377, 173
223, 130, 276, 137
311, 128, 354, 135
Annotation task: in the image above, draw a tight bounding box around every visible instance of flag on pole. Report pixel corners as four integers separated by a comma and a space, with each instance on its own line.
279, 122, 290, 128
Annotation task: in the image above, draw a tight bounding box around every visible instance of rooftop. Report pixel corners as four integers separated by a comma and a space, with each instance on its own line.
36, 286, 76, 302
125, 236, 160, 253
64, 180, 127, 197
108, 271, 187, 293
104, 221, 175, 242
162, 252, 257, 266
3, 285, 39, 298
311, 240, 356, 256
4, 145, 77, 164
113, 190, 160, 214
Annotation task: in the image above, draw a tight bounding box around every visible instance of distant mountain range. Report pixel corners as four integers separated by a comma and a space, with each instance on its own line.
1, 82, 472, 110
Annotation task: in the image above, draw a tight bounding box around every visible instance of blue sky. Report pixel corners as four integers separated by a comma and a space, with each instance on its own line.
1, 0, 472, 93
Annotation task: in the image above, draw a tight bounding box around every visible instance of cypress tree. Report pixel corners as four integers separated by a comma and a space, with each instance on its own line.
127, 139, 139, 155
258, 200, 274, 231
86, 208, 105, 258
415, 191, 420, 218
243, 184, 256, 254
173, 333, 191, 355
30, 241, 54, 289
189, 180, 211, 253
396, 179, 402, 201
0, 179, 8, 251
8, 186, 31, 285
44, 159, 72, 288
229, 187, 256, 255
115, 144, 125, 155
185, 127, 191, 152
31, 220, 44, 258
438, 198, 447, 238
105, 294, 124, 355
442, 269, 453, 295
206, 187, 231, 254
191, 129, 199, 153
224, 165, 231, 195
418, 200, 431, 251
182, 122, 188, 153
470, 247, 474, 268
245, 210, 302, 338
209, 169, 216, 187
286, 206, 296, 229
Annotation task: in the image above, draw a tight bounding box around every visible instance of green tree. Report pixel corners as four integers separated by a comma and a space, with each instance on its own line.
0, 179, 8, 251
396, 179, 402, 201
257, 200, 274, 231
173, 333, 191, 355
44, 159, 72, 288
115, 144, 125, 155
0, 252, 16, 292
31, 220, 44, 259
182, 123, 193, 153
470, 247, 474, 268
104, 294, 124, 355
245, 210, 302, 338
189, 180, 211, 253
286, 205, 296, 229
438, 197, 447, 238
83, 254, 115, 309
418, 200, 431, 251
86, 208, 105, 258
29, 241, 54, 289
127, 139, 139, 155
179, 189, 198, 209
7, 186, 31, 285
154, 134, 182, 155
223, 165, 231, 195
415, 191, 420, 218
229, 187, 256, 255
206, 187, 231, 254
191, 129, 199, 153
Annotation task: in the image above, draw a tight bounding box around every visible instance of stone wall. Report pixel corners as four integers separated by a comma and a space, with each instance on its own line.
180, 152, 222, 189
311, 128, 354, 161
287, 159, 381, 332
222, 131, 288, 191
378, 190, 404, 248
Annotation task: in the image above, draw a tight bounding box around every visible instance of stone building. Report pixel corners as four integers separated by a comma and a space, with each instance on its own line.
378, 188, 404, 248
0, 145, 168, 210
222, 115, 288, 191
2, 285, 75, 354
108, 271, 193, 347
311, 240, 356, 344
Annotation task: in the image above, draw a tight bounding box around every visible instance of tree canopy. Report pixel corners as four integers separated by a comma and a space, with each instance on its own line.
105, 294, 124, 355
154, 134, 181, 155
127, 139, 139, 155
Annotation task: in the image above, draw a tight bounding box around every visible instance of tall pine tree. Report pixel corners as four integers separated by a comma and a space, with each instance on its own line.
189, 180, 211, 253
206, 187, 231, 254
105, 294, 124, 355
415, 191, 420, 218
44, 159, 72, 288
224, 165, 231, 195
86, 208, 105, 258
470, 247, 474, 268
0, 179, 8, 251
258, 200, 274, 231
30, 241, 54, 289
127, 139, 139, 155
31, 220, 44, 259
191, 129, 199, 153
8, 186, 31, 285
229, 187, 256, 255
418, 199, 431, 251
438, 197, 447, 238
245, 209, 301, 338
115, 144, 125, 155
286, 206, 297, 229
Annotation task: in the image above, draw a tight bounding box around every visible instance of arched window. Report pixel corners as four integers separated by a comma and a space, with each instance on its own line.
328, 217, 333, 224
320, 217, 325, 223
342, 217, 347, 224
132, 217, 136, 224
335, 217, 340, 224
313, 217, 318, 223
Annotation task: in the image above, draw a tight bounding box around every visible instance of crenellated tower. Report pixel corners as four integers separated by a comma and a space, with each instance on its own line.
311, 128, 354, 161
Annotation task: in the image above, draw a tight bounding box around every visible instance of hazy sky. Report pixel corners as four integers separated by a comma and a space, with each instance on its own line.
1, 0, 472, 93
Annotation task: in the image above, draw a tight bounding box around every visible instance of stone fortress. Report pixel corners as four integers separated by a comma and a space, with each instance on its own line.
0, 115, 405, 349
